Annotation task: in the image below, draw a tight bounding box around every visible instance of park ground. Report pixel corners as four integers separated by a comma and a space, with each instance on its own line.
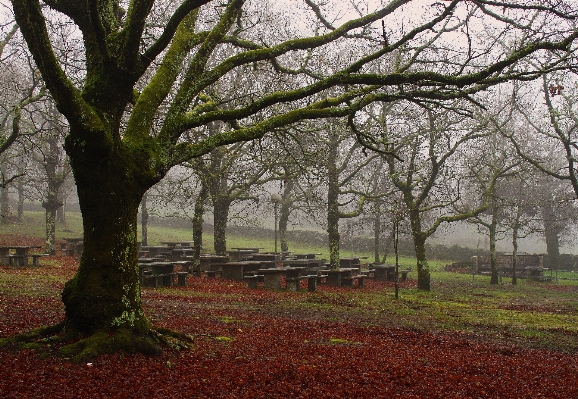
1, 234, 578, 398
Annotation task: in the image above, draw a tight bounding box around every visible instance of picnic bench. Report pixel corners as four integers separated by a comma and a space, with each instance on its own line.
325, 268, 364, 287
244, 273, 265, 288
139, 262, 186, 288
8, 253, 47, 267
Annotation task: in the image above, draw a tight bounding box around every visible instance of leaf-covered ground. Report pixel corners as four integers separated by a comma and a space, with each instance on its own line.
1, 235, 577, 398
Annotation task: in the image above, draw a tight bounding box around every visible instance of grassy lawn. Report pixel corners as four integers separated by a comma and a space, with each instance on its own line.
2, 211, 577, 353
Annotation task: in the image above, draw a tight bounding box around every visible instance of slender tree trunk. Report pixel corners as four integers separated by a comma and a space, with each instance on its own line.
489, 209, 499, 285
192, 182, 208, 268
279, 179, 293, 253
17, 178, 24, 222
512, 221, 519, 286
0, 184, 9, 224
541, 202, 561, 271
57, 198, 66, 223
374, 210, 381, 263
511, 202, 522, 285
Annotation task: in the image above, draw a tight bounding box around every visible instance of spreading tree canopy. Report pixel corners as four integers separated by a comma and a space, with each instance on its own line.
7, 0, 578, 359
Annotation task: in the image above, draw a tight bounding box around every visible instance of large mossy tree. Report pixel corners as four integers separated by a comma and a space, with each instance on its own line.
9, 0, 578, 358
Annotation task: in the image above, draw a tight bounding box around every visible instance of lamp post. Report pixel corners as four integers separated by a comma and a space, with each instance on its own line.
271, 193, 282, 257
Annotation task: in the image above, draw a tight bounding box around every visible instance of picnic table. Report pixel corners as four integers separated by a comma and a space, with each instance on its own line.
251, 253, 279, 262
258, 266, 309, 290
228, 247, 264, 261
139, 262, 186, 287
339, 257, 365, 269
218, 261, 272, 281
0, 245, 44, 266
61, 238, 83, 257
372, 264, 396, 280
141, 245, 173, 259
325, 268, 365, 287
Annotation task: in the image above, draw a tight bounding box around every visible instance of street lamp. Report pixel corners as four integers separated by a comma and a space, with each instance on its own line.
271, 193, 282, 256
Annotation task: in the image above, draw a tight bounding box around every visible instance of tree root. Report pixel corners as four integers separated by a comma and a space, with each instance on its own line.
0, 323, 194, 363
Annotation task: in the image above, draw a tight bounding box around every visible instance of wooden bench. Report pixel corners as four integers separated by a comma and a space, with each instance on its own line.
245, 274, 265, 289
142, 273, 177, 288
8, 254, 46, 267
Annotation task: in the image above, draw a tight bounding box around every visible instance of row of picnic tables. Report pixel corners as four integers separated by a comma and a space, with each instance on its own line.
138, 243, 411, 290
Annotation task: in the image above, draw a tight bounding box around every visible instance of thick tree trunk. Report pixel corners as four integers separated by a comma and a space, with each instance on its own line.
409, 210, 430, 290
213, 197, 230, 255
61, 146, 150, 339
42, 196, 61, 255
327, 162, 340, 269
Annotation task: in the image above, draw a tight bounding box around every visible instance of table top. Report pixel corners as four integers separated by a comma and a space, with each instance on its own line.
0, 245, 42, 249
328, 268, 359, 272
219, 261, 273, 266
259, 267, 307, 272
231, 247, 264, 252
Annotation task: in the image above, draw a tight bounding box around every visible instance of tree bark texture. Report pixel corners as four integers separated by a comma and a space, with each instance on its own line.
61, 137, 150, 335
212, 196, 230, 255
192, 181, 209, 268
541, 202, 561, 271
409, 209, 431, 291
278, 179, 294, 254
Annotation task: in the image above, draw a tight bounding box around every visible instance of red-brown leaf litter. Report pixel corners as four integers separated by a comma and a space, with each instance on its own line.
1, 236, 577, 398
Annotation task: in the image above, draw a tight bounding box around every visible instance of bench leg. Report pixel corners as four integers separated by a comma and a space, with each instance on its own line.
162, 275, 173, 287
358, 277, 364, 287
307, 277, 317, 292
285, 278, 299, 291
177, 273, 187, 286
247, 278, 258, 289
